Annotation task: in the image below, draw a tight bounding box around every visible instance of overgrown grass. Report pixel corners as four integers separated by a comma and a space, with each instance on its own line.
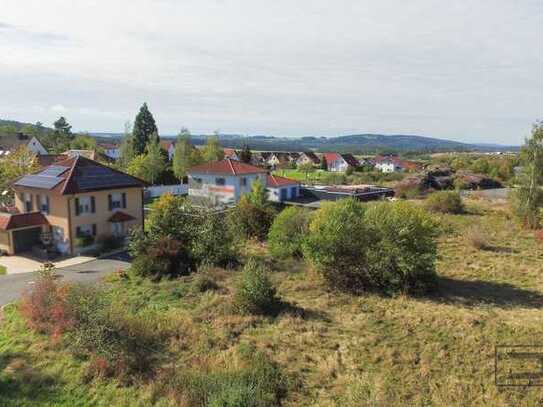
1, 198, 543, 405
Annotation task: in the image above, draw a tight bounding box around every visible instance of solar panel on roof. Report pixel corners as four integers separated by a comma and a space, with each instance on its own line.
14, 175, 64, 189
39, 165, 68, 177
74, 165, 140, 191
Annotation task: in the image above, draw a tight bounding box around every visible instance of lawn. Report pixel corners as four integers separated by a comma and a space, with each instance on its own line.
273, 168, 329, 183
1, 198, 543, 405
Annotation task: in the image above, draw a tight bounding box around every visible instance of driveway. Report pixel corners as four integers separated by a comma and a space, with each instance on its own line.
0, 252, 131, 307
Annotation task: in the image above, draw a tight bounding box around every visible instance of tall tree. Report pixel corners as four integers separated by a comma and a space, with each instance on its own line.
172, 128, 193, 180
118, 121, 135, 169
202, 136, 224, 162
240, 143, 252, 163
511, 121, 543, 228
320, 155, 328, 171
132, 103, 158, 155
0, 146, 38, 203
54, 116, 72, 136
143, 133, 166, 184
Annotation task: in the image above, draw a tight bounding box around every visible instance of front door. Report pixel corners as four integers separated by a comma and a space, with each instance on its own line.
111, 222, 123, 237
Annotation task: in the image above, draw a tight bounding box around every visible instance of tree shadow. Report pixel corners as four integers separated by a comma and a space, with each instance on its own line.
0, 351, 61, 404
426, 277, 543, 309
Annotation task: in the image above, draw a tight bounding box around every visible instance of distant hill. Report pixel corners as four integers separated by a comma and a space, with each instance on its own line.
89, 131, 519, 153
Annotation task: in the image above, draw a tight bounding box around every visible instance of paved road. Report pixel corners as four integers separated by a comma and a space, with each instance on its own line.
0, 252, 131, 307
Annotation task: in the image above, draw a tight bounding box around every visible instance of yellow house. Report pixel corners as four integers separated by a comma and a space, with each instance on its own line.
0, 156, 145, 256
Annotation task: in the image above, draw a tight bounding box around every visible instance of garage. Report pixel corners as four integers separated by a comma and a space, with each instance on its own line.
13, 227, 43, 253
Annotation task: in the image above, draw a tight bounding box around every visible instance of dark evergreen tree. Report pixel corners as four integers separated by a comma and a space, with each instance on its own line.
53, 116, 72, 136
132, 103, 158, 155
240, 143, 252, 163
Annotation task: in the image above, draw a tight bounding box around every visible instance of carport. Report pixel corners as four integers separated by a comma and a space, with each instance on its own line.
0, 212, 49, 255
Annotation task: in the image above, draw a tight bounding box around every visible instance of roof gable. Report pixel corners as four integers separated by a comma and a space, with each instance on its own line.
189, 159, 267, 176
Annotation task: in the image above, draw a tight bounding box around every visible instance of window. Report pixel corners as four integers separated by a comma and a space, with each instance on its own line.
215, 178, 226, 186
39, 195, 50, 214
76, 224, 96, 237
111, 222, 123, 236
23, 193, 32, 212
108, 192, 126, 210
75, 196, 95, 215
52, 226, 64, 242
189, 177, 203, 189
280, 188, 288, 201
240, 177, 247, 187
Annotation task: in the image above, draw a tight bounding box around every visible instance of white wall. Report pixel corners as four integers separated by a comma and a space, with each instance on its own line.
329, 158, 348, 172
28, 137, 48, 155
145, 184, 188, 198
103, 148, 120, 159
188, 172, 266, 204
267, 185, 300, 202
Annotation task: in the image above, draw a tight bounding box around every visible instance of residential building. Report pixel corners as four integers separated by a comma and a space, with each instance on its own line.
1, 156, 145, 256
322, 152, 359, 172
266, 175, 300, 202
296, 152, 321, 166
188, 159, 267, 205
160, 140, 176, 161
374, 155, 422, 173
223, 148, 239, 160
0, 133, 48, 156
98, 143, 120, 160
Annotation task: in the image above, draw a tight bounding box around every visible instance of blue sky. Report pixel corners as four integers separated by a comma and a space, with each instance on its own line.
1, 0, 542, 145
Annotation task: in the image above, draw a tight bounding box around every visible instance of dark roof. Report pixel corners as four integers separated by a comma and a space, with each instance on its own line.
0, 212, 49, 231
108, 211, 136, 222
340, 153, 360, 167
0, 133, 32, 152
13, 156, 146, 195
266, 174, 299, 187
299, 152, 321, 164
189, 159, 267, 176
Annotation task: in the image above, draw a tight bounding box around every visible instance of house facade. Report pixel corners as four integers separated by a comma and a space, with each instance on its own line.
0, 134, 48, 156
98, 143, 120, 160
323, 153, 359, 172
1, 156, 145, 256
223, 148, 239, 160
266, 175, 300, 202
188, 159, 267, 205
296, 152, 321, 167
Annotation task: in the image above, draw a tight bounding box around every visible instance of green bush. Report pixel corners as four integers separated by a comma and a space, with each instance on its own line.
234, 259, 280, 315
95, 234, 124, 253
425, 191, 464, 214
268, 206, 312, 258
192, 272, 219, 293
74, 235, 94, 247
303, 199, 438, 295
229, 196, 276, 242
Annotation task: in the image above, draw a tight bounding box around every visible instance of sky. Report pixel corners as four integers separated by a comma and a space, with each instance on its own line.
1, 1, 542, 145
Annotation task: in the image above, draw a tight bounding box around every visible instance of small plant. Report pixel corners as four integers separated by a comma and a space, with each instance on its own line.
37, 262, 57, 279
425, 191, 465, 214
192, 272, 219, 293
74, 235, 94, 247
465, 226, 490, 250
234, 259, 280, 315
95, 234, 124, 253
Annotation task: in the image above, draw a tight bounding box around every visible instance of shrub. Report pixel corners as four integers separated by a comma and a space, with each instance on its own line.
465, 226, 489, 250
304, 199, 438, 294
267, 206, 312, 258
229, 196, 276, 242
425, 191, 464, 214
192, 273, 219, 293
20, 274, 73, 340
192, 211, 237, 268
131, 236, 195, 281
74, 235, 94, 247
66, 285, 167, 381
234, 259, 280, 315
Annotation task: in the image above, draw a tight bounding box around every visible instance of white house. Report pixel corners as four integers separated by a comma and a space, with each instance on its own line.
188, 159, 268, 205
0, 134, 48, 156
98, 143, 120, 160
375, 160, 402, 173
266, 175, 300, 202
223, 148, 239, 160
322, 153, 359, 172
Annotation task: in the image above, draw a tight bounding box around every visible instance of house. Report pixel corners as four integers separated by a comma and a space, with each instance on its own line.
188, 159, 268, 205
160, 140, 176, 161
296, 152, 321, 166
374, 155, 422, 173
266, 175, 300, 202
1, 156, 146, 256
63, 149, 114, 163
322, 153, 359, 172
223, 148, 239, 161
266, 152, 291, 168
0, 133, 48, 156
98, 143, 120, 160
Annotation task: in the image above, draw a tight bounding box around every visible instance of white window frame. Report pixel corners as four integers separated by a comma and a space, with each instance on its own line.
111, 192, 122, 209
78, 196, 92, 214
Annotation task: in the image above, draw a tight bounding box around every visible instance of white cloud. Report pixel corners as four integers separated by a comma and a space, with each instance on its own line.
50, 104, 67, 113
1, 0, 542, 144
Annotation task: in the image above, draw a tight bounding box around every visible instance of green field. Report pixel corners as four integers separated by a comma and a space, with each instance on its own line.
1, 198, 543, 405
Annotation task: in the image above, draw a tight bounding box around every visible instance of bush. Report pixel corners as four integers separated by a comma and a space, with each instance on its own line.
229, 196, 276, 242
192, 273, 219, 293
425, 191, 464, 214
66, 285, 167, 381
465, 226, 489, 250
74, 235, 94, 247
192, 211, 237, 267
20, 274, 73, 340
304, 199, 438, 294
234, 259, 280, 315
267, 207, 312, 258
131, 236, 195, 281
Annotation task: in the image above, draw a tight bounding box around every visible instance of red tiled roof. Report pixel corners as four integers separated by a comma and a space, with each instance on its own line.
189, 159, 267, 176
108, 211, 136, 222
223, 148, 237, 158
0, 212, 49, 231
323, 152, 342, 163
266, 175, 300, 188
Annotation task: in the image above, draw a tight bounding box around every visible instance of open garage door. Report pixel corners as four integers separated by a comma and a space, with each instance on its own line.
13, 227, 42, 254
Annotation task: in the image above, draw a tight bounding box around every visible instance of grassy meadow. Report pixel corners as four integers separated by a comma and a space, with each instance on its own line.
1, 197, 543, 406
